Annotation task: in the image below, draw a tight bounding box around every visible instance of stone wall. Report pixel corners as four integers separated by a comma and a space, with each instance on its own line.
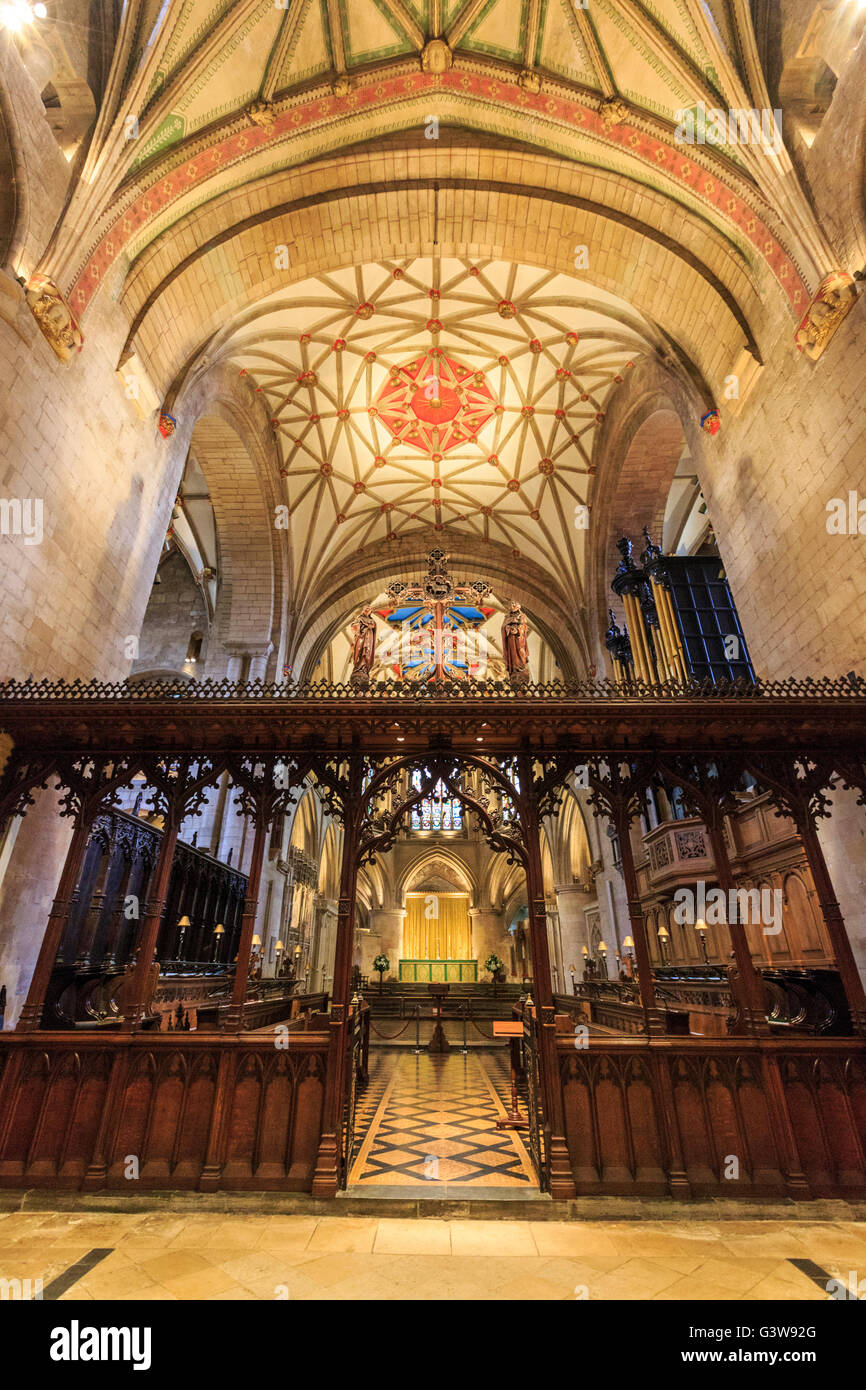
131, 550, 209, 676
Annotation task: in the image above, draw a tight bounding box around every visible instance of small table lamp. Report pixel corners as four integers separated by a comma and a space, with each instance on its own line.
213, 923, 225, 962
695, 917, 709, 963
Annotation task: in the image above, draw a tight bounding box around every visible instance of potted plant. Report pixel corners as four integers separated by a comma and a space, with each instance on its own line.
372, 953, 390, 994
484, 953, 505, 994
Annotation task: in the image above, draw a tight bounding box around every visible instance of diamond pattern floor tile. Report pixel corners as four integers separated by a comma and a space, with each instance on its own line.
348, 1049, 537, 1188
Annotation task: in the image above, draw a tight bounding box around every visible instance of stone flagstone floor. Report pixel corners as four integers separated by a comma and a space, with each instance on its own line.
1, 1210, 865, 1300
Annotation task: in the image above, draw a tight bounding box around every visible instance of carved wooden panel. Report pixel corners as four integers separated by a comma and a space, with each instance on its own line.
559, 1039, 866, 1199
0, 1036, 328, 1193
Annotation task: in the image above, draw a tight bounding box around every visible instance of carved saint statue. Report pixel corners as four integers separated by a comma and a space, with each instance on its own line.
501, 601, 530, 684
349, 604, 377, 686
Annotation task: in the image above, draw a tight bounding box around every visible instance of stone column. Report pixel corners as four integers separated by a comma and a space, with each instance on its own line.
365, 907, 405, 975
554, 884, 595, 988
468, 908, 503, 978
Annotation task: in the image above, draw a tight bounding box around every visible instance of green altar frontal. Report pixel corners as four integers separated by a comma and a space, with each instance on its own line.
398, 959, 478, 983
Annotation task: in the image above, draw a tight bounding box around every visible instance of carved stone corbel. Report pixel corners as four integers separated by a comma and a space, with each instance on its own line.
246, 99, 277, 128
795, 270, 857, 360
421, 38, 452, 73
599, 96, 629, 130
25, 274, 83, 362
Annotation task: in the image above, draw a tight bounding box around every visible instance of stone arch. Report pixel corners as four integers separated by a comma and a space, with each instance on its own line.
487, 855, 527, 915
398, 847, 476, 902
290, 533, 590, 683
540, 828, 556, 898
115, 144, 789, 405
188, 413, 275, 658
288, 788, 320, 857
176, 360, 290, 676
587, 356, 709, 667
317, 821, 342, 898
0, 98, 18, 270
545, 788, 592, 884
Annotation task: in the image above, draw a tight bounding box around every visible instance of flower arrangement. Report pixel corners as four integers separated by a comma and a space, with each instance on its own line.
373, 953, 390, 992
484, 954, 504, 976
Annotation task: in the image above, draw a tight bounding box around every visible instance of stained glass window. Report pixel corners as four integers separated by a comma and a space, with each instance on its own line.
410, 769, 462, 832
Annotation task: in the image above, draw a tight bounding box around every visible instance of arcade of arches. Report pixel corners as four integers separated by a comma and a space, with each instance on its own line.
2, 0, 866, 1302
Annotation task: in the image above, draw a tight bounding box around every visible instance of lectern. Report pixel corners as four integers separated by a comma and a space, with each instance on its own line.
492, 1020, 529, 1130
427, 982, 450, 1052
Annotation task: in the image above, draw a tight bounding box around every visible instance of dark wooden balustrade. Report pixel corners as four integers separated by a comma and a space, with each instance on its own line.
569, 966, 851, 1039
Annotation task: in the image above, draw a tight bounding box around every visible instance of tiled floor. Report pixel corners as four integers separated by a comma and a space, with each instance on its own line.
348, 1049, 536, 1188
1, 1210, 864, 1300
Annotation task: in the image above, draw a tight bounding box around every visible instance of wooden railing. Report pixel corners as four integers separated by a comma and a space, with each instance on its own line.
0, 1032, 329, 1191
558, 1035, 866, 1198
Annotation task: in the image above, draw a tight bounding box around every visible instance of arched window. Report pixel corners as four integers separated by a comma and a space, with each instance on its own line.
410, 769, 462, 832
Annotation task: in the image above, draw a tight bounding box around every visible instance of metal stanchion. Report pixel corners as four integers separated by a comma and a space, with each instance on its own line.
462, 1001, 468, 1054
413, 1003, 422, 1054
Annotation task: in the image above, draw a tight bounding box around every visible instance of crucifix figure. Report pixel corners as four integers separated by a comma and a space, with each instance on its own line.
385, 549, 492, 683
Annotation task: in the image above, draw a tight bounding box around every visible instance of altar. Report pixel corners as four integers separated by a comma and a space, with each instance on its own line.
398, 959, 478, 983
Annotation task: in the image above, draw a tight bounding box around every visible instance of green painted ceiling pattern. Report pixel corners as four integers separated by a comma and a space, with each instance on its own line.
78, 0, 808, 336
120, 0, 771, 170
341, 0, 417, 64
173, 5, 283, 121
122, 88, 761, 283
276, 0, 333, 89
592, 0, 697, 116
157, 0, 242, 86
648, 0, 716, 76
462, 0, 528, 63
540, 0, 600, 90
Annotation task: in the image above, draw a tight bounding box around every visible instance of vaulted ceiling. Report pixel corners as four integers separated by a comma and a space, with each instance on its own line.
214, 254, 657, 612
44, 0, 834, 346
22, 0, 846, 670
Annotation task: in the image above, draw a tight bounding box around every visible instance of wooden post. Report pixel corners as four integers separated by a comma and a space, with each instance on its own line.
615, 814, 665, 1036
124, 816, 180, 1030
704, 821, 771, 1035
517, 753, 576, 1200
312, 755, 361, 1197
223, 811, 268, 1031
18, 817, 93, 1031
798, 821, 866, 1037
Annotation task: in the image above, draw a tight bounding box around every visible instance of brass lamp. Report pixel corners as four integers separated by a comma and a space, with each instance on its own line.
622, 934, 635, 978
177, 915, 190, 960
213, 923, 224, 962
695, 916, 709, 963
657, 923, 670, 963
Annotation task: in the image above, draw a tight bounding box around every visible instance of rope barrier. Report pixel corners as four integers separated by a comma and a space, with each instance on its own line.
369, 1017, 416, 1040
467, 1016, 499, 1039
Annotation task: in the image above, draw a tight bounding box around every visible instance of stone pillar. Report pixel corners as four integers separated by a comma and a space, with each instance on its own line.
816, 786, 866, 992
224, 813, 269, 1031
468, 908, 504, 976
554, 884, 596, 988
364, 907, 405, 975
